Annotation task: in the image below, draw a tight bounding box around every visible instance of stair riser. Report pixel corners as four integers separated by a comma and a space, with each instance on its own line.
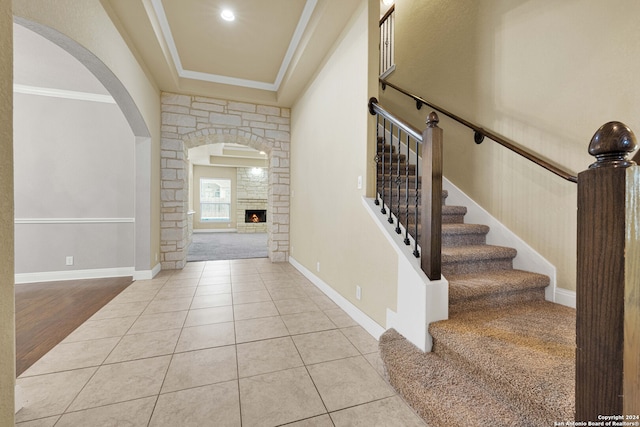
377, 164, 417, 174
442, 258, 513, 275
442, 234, 486, 247
430, 340, 556, 426
448, 288, 545, 316
442, 214, 465, 224
399, 215, 466, 227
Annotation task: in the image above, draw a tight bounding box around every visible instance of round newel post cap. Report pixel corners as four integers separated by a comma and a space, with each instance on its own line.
426, 111, 439, 128
588, 121, 637, 169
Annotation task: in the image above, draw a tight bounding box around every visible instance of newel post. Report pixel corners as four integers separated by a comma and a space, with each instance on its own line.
576, 121, 640, 420
420, 112, 443, 280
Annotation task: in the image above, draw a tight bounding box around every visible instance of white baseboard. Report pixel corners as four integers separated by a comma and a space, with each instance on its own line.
133, 263, 162, 281
555, 288, 576, 309
289, 256, 385, 340
15, 267, 135, 284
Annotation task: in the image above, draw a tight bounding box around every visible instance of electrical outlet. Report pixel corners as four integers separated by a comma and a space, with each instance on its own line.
357, 176, 362, 189
316, 262, 320, 272
356, 285, 362, 300
65, 256, 74, 266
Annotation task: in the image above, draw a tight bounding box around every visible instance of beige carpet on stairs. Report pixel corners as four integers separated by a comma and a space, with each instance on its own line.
376, 140, 576, 426
380, 300, 576, 427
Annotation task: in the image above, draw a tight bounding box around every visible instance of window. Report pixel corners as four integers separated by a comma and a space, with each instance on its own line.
200, 178, 231, 222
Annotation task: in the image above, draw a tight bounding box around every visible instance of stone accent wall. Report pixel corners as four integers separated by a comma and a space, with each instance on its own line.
160, 92, 290, 269
237, 167, 267, 199
237, 167, 267, 233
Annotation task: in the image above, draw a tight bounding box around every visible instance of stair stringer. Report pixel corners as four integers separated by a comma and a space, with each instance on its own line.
442, 177, 565, 305
362, 197, 448, 352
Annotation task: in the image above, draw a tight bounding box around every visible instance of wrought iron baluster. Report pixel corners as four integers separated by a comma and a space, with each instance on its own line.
404, 133, 411, 245
380, 118, 387, 215
374, 115, 381, 206
388, 123, 394, 224
395, 126, 402, 233
413, 140, 420, 258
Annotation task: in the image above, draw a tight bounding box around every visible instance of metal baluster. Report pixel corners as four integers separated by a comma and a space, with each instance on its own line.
404, 133, 411, 245
380, 118, 387, 215
413, 140, 420, 258
374, 115, 380, 206
387, 123, 394, 224
395, 126, 402, 233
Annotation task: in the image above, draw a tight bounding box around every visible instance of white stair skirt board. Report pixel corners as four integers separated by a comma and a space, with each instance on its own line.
441, 177, 575, 307
362, 197, 448, 352
15, 267, 135, 284
288, 257, 386, 341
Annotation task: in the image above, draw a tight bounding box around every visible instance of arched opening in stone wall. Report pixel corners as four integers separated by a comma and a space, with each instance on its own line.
160, 93, 290, 269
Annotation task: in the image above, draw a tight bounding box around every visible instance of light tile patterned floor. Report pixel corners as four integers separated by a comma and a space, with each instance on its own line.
16, 259, 425, 427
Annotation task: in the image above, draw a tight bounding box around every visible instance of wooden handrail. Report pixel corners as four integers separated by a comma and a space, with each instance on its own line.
380, 4, 395, 26
380, 78, 578, 183
369, 98, 422, 142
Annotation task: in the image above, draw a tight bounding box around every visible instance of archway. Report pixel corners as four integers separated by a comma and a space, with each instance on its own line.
13, 18, 154, 278
160, 93, 291, 268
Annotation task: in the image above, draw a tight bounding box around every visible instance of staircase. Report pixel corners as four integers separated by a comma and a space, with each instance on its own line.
376, 139, 576, 426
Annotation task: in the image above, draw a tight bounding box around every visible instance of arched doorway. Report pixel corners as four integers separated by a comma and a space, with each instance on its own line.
13, 18, 154, 279
160, 93, 290, 268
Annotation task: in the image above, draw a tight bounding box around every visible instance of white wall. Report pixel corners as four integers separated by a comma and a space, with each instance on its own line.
290, 1, 398, 327
13, 25, 135, 279
379, 0, 640, 293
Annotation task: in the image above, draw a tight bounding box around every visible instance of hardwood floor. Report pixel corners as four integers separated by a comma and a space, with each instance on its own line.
15, 276, 133, 377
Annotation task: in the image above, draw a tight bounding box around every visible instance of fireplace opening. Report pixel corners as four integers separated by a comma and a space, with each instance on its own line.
245, 209, 267, 223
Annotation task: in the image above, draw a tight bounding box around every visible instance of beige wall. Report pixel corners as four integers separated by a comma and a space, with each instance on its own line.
13, 0, 162, 270
380, 0, 640, 292
291, 1, 398, 326
0, 0, 14, 421
193, 165, 237, 230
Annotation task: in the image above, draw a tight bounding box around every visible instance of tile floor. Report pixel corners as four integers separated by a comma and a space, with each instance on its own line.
15, 258, 426, 426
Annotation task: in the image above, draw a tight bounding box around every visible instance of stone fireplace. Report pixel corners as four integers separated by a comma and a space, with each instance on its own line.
237, 200, 267, 233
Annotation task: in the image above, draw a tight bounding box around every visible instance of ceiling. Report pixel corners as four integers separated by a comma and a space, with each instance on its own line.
102, 0, 365, 106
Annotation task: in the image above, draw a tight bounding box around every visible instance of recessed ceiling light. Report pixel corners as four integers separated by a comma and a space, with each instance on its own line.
382, 0, 394, 5
221, 9, 235, 22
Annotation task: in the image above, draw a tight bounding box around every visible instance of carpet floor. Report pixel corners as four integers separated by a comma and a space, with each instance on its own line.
186, 232, 268, 262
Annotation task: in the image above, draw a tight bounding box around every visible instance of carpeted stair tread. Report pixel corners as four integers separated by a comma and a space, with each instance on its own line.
441, 245, 517, 276
429, 301, 576, 424
448, 269, 548, 303
442, 244, 516, 259
379, 329, 532, 427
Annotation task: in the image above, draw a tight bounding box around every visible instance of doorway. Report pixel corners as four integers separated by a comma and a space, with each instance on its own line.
159, 94, 291, 268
